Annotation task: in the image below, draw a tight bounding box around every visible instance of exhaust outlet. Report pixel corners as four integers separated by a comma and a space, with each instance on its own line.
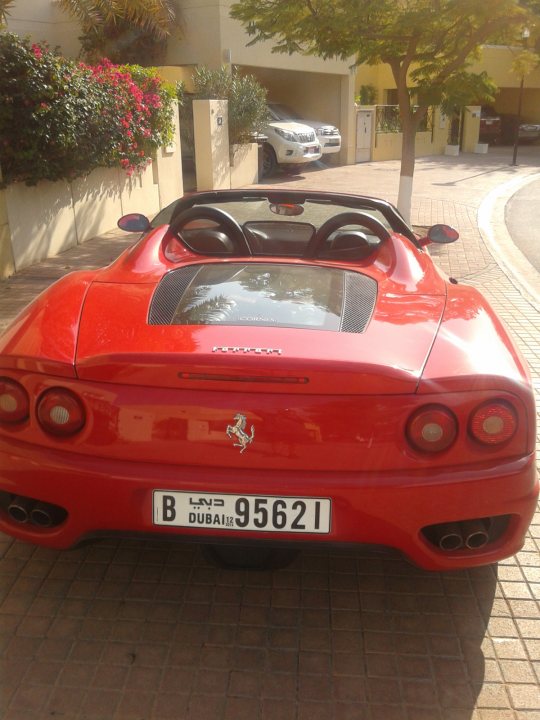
30, 502, 55, 528
463, 519, 490, 549
7, 495, 34, 524
435, 522, 464, 551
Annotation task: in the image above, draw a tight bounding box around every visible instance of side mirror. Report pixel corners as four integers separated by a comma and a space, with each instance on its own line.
117, 213, 151, 233
419, 224, 459, 246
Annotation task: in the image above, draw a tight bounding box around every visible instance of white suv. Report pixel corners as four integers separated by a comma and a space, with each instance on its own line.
261, 119, 322, 176
268, 103, 342, 156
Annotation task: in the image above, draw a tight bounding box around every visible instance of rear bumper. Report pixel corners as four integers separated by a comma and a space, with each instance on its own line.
319, 139, 341, 154
0, 437, 537, 570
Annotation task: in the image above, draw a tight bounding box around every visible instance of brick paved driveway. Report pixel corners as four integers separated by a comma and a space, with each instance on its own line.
0, 150, 539, 720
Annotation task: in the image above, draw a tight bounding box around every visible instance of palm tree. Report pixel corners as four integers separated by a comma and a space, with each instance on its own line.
55, 0, 179, 63
0, 0, 15, 27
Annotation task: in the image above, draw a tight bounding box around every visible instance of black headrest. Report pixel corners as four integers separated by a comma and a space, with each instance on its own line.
179, 229, 235, 255
320, 230, 381, 260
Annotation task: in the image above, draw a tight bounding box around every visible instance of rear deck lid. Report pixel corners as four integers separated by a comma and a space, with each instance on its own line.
76, 262, 446, 394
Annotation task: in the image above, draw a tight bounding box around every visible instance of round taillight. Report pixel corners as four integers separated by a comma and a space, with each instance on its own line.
37, 388, 85, 436
407, 405, 457, 453
469, 401, 517, 445
0, 378, 30, 424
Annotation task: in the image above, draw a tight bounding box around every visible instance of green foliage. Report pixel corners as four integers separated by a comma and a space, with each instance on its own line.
356, 84, 377, 105
0, 33, 175, 187
231, 0, 533, 195
230, 0, 530, 123
179, 66, 268, 153
55, 0, 179, 64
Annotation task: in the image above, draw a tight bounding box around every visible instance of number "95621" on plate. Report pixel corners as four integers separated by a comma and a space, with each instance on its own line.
153, 491, 331, 534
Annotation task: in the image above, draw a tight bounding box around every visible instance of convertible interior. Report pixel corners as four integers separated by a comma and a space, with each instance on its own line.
147, 190, 416, 262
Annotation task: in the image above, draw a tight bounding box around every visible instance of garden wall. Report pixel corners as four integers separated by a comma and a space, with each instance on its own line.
0, 108, 182, 279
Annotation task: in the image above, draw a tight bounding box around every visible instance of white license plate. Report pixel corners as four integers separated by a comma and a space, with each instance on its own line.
153, 491, 331, 534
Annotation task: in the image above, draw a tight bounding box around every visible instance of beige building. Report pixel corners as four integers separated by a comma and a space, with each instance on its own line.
5, 0, 540, 169
357, 45, 540, 124
5, 0, 358, 166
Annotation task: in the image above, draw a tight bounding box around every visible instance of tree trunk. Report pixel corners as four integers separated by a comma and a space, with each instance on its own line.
397, 115, 418, 225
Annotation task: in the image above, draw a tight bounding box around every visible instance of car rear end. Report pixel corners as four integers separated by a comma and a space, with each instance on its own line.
0, 258, 536, 570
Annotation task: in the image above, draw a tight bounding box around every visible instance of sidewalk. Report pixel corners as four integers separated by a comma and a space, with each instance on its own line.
0, 147, 539, 720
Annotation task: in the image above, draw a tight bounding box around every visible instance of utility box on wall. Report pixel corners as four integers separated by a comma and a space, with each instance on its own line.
193, 99, 231, 191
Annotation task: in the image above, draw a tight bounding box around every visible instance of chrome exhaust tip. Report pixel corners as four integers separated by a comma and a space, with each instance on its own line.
30, 502, 55, 528
435, 522, 464, 551
463, 519, 490, 549
7, 495, 34, 524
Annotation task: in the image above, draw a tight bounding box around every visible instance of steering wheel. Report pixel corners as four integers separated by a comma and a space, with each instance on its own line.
305, 211, 391, 258
169, 206, 251, 255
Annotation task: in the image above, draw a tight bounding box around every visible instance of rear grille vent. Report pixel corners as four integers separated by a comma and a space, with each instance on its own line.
340, 273, 377, 333
149, 266, 200, 324
149, 265, 377, 333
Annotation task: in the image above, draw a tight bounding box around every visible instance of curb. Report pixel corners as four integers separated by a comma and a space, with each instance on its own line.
477, 171, 540, 311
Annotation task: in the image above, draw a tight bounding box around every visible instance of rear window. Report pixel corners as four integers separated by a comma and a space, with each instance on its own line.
171, 264, 343, 330
149, 263, 377, 333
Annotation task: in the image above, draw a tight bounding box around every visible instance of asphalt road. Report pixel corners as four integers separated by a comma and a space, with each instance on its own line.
505, 175, 540, 272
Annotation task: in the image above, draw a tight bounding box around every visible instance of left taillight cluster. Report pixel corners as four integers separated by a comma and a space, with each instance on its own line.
0, 378, 85, 437
0, 378, 30, 424
407, 400, 518, 453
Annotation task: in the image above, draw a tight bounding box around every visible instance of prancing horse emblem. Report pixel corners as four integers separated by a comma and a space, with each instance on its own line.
226, 414, 255, 453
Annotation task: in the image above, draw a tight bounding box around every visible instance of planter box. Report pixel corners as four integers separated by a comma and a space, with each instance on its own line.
475, 143, 489, 154
444, 144, 460, 156
230, 143, 258, 188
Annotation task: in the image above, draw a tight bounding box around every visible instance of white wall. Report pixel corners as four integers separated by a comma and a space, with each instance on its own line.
6, 0, 81, 58
170, 0, 352, 74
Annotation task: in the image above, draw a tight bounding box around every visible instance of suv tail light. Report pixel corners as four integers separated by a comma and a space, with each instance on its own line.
0, 378, 30, 424
406, 405, 457, 453
469, 401, 517, 445
37, 388, 85, 436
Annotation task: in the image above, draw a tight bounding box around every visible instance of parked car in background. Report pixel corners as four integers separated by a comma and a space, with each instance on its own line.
261, 118, 321, 176
267, 103, 342, 156
479, 106, 502, 144
500, 114, 540, 144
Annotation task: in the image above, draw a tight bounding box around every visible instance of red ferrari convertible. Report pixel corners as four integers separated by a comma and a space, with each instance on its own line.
0, 190, 537, 570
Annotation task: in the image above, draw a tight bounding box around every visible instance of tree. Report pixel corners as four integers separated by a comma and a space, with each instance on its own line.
55, 0, 178, 64
0, 0, 14, 28
230, 0, 531, 221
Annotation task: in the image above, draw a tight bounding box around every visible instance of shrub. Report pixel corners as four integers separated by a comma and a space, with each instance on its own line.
178, 66, 268, 155
0, 33, 175, 187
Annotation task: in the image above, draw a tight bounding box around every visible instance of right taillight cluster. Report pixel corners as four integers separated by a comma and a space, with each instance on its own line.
468, 401, 517, 445
407, 400, 517, 453
0, 378, 85, 438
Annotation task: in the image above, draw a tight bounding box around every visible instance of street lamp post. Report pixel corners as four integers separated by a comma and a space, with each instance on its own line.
511, 27, 530, 167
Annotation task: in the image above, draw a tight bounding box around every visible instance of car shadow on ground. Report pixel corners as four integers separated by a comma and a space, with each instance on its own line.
0, 535, 497, 719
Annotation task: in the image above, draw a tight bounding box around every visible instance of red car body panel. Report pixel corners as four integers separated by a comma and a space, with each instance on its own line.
0, 190, 537, 570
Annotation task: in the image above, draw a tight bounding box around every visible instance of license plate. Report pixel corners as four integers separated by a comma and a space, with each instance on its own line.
153, 491, 331, 534
304, 145, 319, 155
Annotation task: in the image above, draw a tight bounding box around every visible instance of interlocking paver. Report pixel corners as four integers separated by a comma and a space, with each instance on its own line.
0, 146, 539, 719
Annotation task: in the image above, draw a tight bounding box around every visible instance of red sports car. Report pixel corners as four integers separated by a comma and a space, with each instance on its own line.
0, 190, 537, 570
